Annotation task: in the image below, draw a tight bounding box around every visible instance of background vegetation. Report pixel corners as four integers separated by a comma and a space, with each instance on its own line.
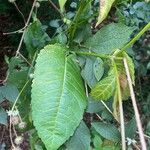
0, 0, 150, 149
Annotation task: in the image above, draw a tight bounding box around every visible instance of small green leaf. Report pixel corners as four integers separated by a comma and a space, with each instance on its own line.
93, 134, 103, 150
93, 58, 104, 81
66, 121, 91, 150
59, 0, 67, 12
7, 57, 29, 90
125, 117, 136, 138
85, 23, 134, 54
0, 84, 19, 103
81, 57, 97, 88
91, 75, 116, 101
24, 19, 50, 59
96, 0, 115, 27
0, 108, 7, 125
86, 97, 104, 113
32, 44, 87, 150
92, 122, 121, 142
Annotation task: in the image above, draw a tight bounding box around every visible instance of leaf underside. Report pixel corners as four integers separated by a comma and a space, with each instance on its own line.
31, 44, 87, 150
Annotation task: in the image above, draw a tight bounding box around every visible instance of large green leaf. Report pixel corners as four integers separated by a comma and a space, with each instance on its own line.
91, 75, 116, 101
85, 23, 134, 54
66, 121, 91, 150
96, 0, 115, 27
31, 44, 87, 150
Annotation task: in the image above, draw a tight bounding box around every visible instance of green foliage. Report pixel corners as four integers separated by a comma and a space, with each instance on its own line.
59, 0, 67, 12
85, 23, 134, 54
96, 0, 115, 26
0, 108, 7, 125
92, 122, 121, 142
31, 44, 87, 149
91, 75, 116, 101
24, 19, 50, 59
125, 117, 137, 138
1, 0, 150, 149
0, 83, 19, 103
81, 57, 98, 88
66, 121, 91, 150
7, 57, 29, 90
93, 58, 104, 81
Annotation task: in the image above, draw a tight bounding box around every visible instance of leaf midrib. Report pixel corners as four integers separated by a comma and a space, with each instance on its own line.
51, 56, 68, 145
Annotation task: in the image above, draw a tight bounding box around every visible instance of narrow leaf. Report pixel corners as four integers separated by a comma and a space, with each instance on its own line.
93, 58, 104, 81
31, 44, 87, 150
91, 75, 116, 101
59, 0, 67, 12
81, 57, 97, 88
96, 0, 115, 27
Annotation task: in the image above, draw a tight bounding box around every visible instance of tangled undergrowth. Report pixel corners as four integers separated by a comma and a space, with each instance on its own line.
0, 0, 150, 150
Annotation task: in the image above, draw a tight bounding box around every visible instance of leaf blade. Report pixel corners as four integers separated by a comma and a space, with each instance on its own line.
92, 122, 121, 142
91, 75, 116, 101
96, 0, 115, 27
59, 0, 67, 12
31, 44, 87, 150
85, 23, 134, 54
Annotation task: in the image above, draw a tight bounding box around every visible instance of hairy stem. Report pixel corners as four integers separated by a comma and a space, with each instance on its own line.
73, 51, 123, 60
121, 22, 150, 51
15, 0, 37, 56
123, 58, 147, 150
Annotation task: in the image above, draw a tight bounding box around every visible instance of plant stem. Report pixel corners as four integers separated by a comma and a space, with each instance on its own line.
121, 22, 150, 51
11, 80, 29, 111
14, 2, 26, 25
48, 0, 64, 17
123, 58, 147, 150
73, 51, 123, 60
113, 59, 126, 150
15, 0, 37, 56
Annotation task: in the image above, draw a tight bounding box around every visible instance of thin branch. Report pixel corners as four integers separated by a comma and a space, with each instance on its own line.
48, 0, 64, 17
9, 117, 15, 149
18, 53, 33, 68
3, 27, 24, 35
15, 0, 37, 56
14, 2, 26, 25
101, 101, 114, 116
11, 80, 29, 111
123, 58, 147, 150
